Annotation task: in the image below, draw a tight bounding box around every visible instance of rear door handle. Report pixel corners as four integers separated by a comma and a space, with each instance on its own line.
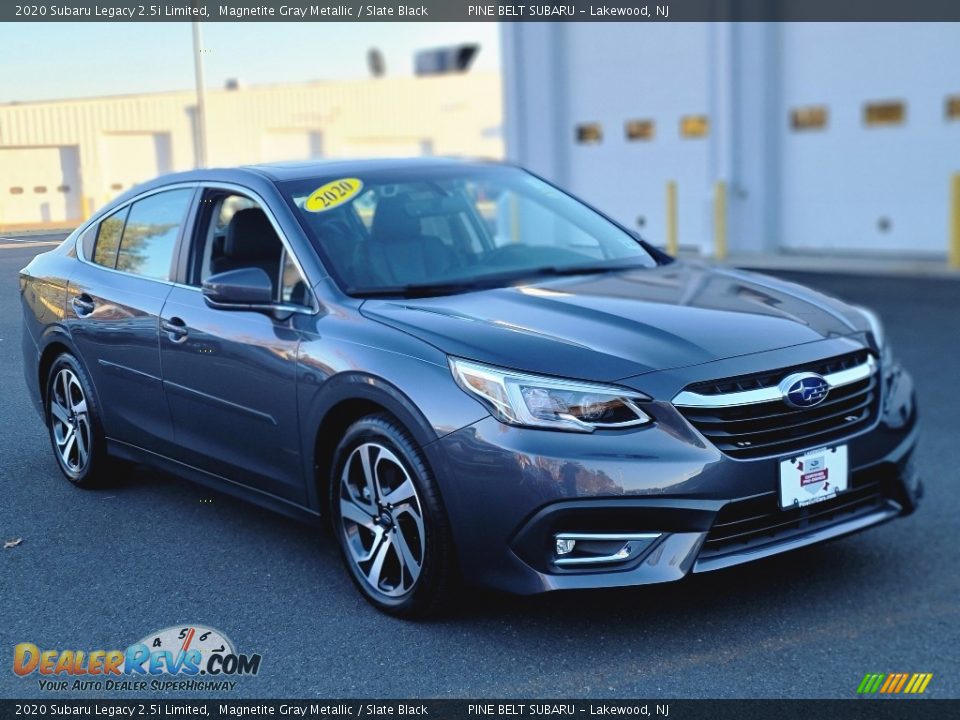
160, 317, 189, 343
71, 294, 95, 317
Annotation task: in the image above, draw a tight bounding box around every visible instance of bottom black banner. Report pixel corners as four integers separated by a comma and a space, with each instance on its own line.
0, 700, 956, 720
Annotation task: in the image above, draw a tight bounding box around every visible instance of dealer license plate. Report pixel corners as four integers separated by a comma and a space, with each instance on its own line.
778, 445, 848, 509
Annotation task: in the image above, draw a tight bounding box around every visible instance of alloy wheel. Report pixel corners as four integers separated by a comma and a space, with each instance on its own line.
49, 368, 92, 474
339, 442, 426, 598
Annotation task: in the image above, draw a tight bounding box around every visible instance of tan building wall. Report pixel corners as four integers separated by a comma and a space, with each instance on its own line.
0, 72, 502, 229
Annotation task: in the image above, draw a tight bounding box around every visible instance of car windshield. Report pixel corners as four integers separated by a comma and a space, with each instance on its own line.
279, 164, 658, 297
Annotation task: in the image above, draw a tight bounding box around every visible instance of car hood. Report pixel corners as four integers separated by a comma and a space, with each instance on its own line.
360, 262, 864, 382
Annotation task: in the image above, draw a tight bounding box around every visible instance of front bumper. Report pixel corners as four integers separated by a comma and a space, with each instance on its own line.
431, 359, 920, 595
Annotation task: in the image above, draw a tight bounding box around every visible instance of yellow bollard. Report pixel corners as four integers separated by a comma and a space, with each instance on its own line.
714, 180, 728, 261
665, 181, 678, 256
950, 173, 960, 270
80, 195, 92, 222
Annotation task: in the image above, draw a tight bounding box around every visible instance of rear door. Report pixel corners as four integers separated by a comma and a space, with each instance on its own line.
67, 186, 197, 455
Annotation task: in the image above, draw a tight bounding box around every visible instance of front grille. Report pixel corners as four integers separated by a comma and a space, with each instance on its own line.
674, 351, 879, 459
684, 349, 870, 396
700, 474, 888, 558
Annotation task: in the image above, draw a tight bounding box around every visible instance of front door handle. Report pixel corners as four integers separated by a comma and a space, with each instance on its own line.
160, 317, 189, 343
71, 294, 95, 317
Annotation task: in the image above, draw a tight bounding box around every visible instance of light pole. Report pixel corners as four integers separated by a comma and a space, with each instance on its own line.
192, 21, 208, 168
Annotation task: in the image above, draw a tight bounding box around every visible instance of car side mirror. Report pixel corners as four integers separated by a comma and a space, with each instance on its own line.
202, 267, 274, 308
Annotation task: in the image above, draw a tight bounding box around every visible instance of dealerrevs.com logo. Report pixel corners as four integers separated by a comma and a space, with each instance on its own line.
13, 625, 261, 692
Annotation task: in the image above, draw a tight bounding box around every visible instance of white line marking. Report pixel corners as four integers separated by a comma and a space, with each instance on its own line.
0, 241, 61, 250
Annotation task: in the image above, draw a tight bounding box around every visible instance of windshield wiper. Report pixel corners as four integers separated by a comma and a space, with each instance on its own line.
531, 259, 651, 277
349, 261, 651, 299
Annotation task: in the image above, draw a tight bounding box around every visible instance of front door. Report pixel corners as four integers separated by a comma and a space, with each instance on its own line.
158, 189, 313, 503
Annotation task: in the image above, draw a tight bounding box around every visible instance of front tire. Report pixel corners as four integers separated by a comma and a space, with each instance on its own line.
45, 353, 115, 487
330, 414, 456, 618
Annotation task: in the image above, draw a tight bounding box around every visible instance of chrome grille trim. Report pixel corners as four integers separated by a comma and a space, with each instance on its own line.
672, 352, 881, 460
672, 355, 876, 409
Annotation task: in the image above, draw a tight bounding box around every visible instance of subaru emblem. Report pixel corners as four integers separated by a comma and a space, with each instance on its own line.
779, 372, 830, 409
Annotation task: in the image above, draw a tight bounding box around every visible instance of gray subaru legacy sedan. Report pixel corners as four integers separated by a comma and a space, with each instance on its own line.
20, 159, 920, 616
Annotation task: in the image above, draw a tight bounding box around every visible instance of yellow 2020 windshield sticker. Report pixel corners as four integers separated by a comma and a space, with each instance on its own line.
304, 178, 364, 213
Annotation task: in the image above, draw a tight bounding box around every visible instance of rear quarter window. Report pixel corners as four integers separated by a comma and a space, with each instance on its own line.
92, 208, 128, 268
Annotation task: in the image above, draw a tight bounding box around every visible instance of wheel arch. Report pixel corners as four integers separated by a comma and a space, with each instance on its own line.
36, 329, 82, 412
306, 372, 446, 518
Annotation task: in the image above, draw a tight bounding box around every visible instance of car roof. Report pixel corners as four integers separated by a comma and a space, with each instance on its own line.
242, 156, 496, 182
136, 156, 498, 188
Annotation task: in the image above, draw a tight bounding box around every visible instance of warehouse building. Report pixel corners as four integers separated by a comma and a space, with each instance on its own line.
0, 72, 502, 230
501, 23, 960, 259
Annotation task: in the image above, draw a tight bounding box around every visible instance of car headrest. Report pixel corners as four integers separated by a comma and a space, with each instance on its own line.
371, 197, 421, 243
225, 208, 281, 259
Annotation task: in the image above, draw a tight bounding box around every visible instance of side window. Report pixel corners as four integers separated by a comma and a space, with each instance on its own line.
115, 189, 193, 280
196, 193, 257, 285
92, 207, 128, 268
214, 195, 258, 234
194, 190, 312, 307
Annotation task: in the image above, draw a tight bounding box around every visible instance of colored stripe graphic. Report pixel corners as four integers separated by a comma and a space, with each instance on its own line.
858, 673, 933, 694
863, 674, 885, 694
905, 673, 934, 694
856, 674, 874, 694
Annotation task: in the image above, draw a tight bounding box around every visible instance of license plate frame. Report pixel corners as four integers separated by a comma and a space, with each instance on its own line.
778, 445, 849, 509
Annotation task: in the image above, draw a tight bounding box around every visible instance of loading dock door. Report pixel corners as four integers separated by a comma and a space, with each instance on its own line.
102, 132, 173, 200
0, 146, 82, 226
778, 24, 959, 254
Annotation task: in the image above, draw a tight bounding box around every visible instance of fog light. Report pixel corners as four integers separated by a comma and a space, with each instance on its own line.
555, 537, 577, 556
552, 532, 661, 566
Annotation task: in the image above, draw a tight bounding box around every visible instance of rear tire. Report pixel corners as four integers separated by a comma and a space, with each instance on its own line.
45, 353, 120, 488
329, 414, 457, 618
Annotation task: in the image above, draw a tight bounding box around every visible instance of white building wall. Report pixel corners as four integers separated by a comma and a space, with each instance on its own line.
0, 73, 502, 228
502, 22, 960, 258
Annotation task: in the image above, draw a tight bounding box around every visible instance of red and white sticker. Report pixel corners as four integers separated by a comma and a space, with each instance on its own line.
779, 445, 848, 508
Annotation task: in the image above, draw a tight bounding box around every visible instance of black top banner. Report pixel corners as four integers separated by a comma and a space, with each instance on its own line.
4, 0, 960, 22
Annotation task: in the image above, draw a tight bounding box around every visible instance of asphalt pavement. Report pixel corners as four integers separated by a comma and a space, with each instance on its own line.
1, 237, 957, 699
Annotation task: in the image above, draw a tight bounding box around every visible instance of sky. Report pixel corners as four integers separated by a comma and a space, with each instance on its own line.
0, 22, 501, 104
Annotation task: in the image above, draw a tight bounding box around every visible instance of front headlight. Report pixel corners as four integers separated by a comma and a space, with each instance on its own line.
449, 358, 652, 432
